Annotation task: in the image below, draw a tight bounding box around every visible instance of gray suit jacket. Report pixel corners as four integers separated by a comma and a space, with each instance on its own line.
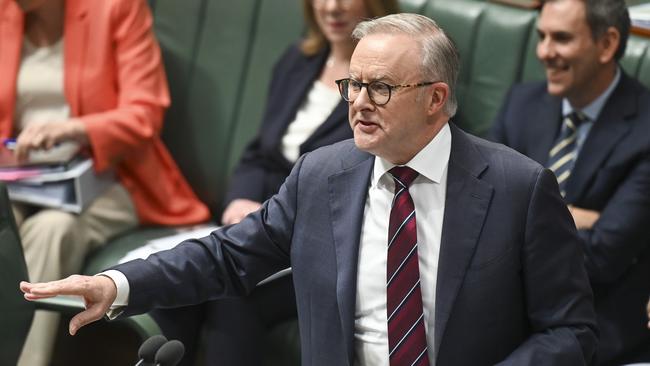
117, 124, 598, 365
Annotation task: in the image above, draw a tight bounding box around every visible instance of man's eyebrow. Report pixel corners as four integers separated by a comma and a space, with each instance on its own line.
347, 73, 392, 82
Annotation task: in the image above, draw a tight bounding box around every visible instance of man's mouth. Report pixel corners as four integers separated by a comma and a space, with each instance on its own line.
545, 62, 570, 76
354, 119, 380, 133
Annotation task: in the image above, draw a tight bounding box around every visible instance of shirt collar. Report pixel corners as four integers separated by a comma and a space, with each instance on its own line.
562, 67, 621, 121
371, 123, 452, 188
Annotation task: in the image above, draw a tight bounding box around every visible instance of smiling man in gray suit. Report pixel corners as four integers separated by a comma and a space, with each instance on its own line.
21, 14, 597, 366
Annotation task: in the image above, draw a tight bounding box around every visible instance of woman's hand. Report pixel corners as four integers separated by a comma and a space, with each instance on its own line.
221, 199, 263, 225
15, 118, 88, 161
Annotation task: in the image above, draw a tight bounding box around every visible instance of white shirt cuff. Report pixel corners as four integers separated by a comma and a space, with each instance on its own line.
97, 270, 130, 320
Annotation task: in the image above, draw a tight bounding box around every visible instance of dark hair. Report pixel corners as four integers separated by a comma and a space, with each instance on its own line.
542, 0, 630, 60
301, 0, 399, 56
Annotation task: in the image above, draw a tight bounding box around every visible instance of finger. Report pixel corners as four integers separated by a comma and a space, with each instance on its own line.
27, 275, 94, 297
42, 128, 63, 150
221, 212, 233, 226
69, 305, 107, 335
15, 129, 39, 161
24, 292, 58, 301
32, 133, 45, 149
20, 281, 34, 293
21, 281, 58, 300
44, 135, 56, 150
14, 140, 31, 161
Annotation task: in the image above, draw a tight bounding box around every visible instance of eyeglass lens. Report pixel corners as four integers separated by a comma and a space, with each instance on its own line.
339, 79, 391, 105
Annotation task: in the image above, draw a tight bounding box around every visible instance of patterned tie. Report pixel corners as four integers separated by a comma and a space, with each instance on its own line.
386, 166, 429, 366
547, 111, 586, 197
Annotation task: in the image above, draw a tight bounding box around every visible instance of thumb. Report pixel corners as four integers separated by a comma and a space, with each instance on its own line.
68, 304, 107, 335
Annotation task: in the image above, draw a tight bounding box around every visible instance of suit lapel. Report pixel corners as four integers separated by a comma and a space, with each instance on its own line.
527, 93, 562, 165
565, 74, 635, 202
328, 146, 374, 365
434, 125, 493, 357
62, 0, 89, 116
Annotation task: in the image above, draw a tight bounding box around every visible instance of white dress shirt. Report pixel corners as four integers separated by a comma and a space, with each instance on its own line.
354, 123, 451, 366
561, 67, 621, 155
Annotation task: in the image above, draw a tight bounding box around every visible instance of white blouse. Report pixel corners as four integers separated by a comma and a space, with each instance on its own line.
281, 80, 341, 162
14, 38, 70, 132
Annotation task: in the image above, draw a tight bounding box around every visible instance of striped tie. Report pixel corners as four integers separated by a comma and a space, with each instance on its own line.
547, 112, 586, 196
387, 166, 429, 366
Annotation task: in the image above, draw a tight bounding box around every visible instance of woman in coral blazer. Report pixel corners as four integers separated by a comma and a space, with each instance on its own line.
0, 0, 209, 364
0, 0, 209, 225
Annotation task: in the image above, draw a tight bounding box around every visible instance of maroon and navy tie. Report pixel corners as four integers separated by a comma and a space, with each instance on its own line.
386, 166, 429, 366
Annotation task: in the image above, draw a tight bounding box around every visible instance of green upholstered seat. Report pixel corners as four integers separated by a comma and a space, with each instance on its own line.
426, 0, 487, 128
428, 0, 537, 136
152, 0, 260, 215
623, 35, 650, 88
226, 0, 305, 175
0, 183, 34, 364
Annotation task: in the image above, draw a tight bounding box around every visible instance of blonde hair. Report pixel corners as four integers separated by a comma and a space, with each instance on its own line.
300, 0, 399, 56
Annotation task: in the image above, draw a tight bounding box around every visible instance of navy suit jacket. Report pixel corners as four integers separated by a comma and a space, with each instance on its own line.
224, 44, 351, 207
117, 124, 597, 365
491, 73, 650, 365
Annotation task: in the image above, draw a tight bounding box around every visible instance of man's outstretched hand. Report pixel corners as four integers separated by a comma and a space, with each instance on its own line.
20, 275, 118, 335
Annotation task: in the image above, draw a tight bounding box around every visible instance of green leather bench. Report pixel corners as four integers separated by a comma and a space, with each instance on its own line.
36, 0, 650, 364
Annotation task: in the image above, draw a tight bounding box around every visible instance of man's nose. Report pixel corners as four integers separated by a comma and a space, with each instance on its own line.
352, 86, 374, 110
537, 38, 555, 61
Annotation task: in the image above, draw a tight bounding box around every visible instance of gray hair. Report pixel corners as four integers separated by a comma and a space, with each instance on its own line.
352, 13, 459, 117
542, 0, 630, 60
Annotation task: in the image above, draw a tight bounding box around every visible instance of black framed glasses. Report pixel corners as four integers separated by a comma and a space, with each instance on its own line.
335, 78, 438, 106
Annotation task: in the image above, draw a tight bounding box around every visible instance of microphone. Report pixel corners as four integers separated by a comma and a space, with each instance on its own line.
135, 335, 168, 366
154, 339, 185, 366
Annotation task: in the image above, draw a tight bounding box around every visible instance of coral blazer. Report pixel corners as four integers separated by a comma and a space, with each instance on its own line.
0, 0, 209, 225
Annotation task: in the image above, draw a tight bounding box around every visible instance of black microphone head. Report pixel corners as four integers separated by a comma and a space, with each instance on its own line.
154, 340, 185, 366
138, 335, 168, 362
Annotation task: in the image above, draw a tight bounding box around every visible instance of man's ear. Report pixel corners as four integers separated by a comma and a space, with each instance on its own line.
427, 83, 449, 116
598, 26, 620, 64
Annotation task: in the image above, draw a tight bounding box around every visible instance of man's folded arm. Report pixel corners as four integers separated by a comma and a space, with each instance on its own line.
578, 153, 650, 284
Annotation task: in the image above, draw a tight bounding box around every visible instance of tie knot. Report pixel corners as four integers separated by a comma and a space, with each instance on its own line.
565, 111, 587, 130
389, 166, 419, 189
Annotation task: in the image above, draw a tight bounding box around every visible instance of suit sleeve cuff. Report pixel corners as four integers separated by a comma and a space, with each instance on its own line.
96, 270, 130, 320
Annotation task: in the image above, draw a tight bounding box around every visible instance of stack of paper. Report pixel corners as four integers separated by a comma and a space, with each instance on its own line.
630, 3, 650, 30
118, 225, 220, 263
2, 158, 115, 213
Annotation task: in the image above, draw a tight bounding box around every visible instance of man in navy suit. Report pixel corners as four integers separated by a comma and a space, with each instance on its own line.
491, 0, 650, 364
22, 13, 597, 366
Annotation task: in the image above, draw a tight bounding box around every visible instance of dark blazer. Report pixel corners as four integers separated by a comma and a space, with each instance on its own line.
491, 72, 650, 365
117, 124, 597, 366
224, 44, 351, 206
